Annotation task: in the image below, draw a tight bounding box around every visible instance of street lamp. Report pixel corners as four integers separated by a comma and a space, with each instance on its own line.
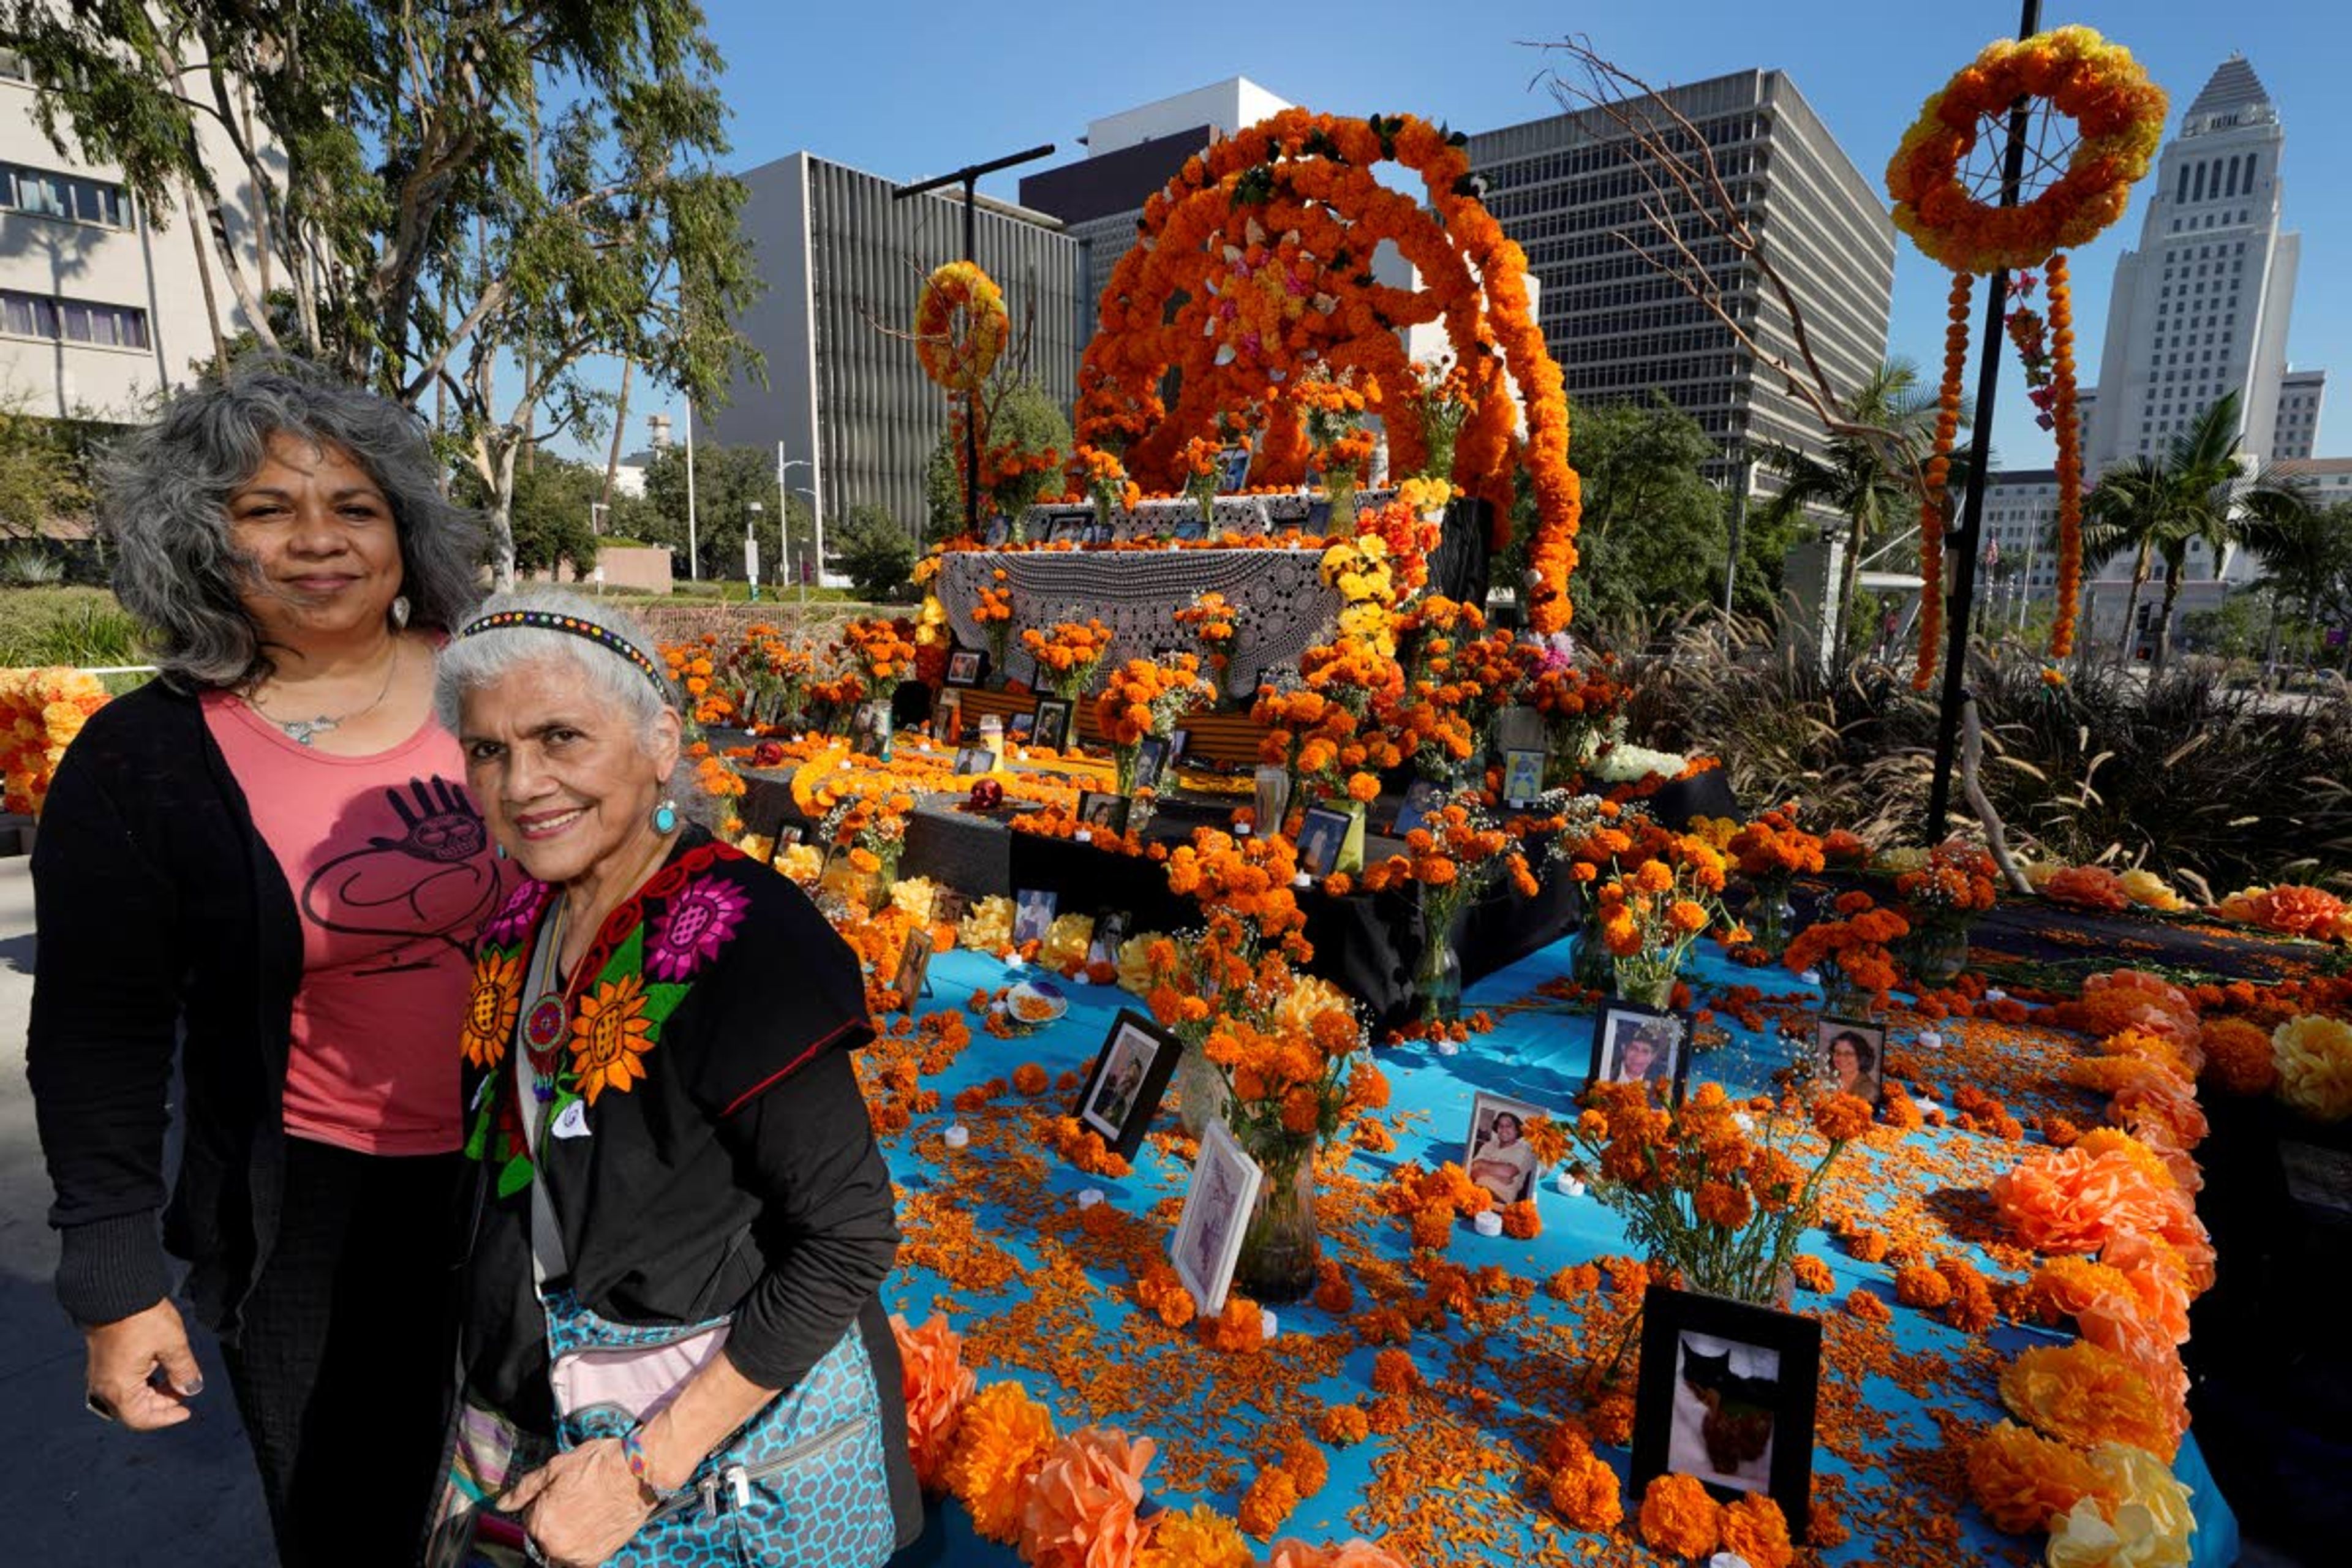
745, 500, 764, 602
779, 451, 813, 605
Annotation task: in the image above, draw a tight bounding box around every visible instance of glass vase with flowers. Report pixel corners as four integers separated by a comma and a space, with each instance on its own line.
1357, 796, 1539, 1023
1726, 804, 1826, 961
1893, 840, 1999, 985
1019, 618, 1115, 703
1093, 655, 1212, 793
1591, 820, 1737, 1010
1784, 891, 1910, 1020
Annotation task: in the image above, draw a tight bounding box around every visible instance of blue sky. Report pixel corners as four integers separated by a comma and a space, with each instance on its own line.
622, 0, 2352, 473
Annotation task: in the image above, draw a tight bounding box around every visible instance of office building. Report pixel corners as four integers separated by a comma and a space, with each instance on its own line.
1020, 78, 1294, 332
2275, 368, 2325, 461
1466, 70, 1895, 484
0, 48, 257, 427
2080, 56, 2317, 475
701, 153, 1084, 545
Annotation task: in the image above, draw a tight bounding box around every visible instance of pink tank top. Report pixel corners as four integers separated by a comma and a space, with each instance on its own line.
204, 693, 508, 1155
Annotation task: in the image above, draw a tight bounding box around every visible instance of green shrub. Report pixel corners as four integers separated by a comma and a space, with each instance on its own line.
0, 586, 148, 667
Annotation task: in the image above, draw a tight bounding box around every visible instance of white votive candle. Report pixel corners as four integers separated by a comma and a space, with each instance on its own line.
1918, 1030, 1944, 1051
1986, 987, 2008, 1003
1259, 1307, 1280, 1341
943, 1124, 970, 1150
1293, 871, 1313, 889
1473, 1210, 1504, 1237
1434, 1038, 1461, 1057
1077, 1188, 1104, 1210
1800, 968, 1822, 986
1074, 829, 1093, 844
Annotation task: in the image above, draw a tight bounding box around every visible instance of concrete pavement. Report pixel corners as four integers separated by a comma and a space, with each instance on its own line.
0, 854, 273, 1564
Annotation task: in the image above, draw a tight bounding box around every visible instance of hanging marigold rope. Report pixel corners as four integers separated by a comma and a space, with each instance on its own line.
1915, 273, 1973, 689
2046, 252, 2083, 662
914, 261, 1009, 393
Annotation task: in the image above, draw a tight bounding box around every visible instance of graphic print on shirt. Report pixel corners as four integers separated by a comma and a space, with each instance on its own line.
302, 777, 505, 968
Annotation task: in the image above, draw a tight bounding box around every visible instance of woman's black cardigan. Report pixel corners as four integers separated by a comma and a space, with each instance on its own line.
26, 678, 320, 1334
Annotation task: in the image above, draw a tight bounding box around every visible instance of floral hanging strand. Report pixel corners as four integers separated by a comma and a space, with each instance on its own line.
1914, 272, 1972, 690
2046, 252, 2083, 663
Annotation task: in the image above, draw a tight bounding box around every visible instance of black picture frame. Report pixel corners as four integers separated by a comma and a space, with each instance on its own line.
1295, 804, 1352, 879
1631, 1284, 1823, 1541
1463, 1090, 1550, 1206
1031, 697, 1074, 752
1502, 747, 1546, 810
1586, 999, 1694, 1104
774, 825, 804, 848
931, 688, 963, 744
1012, 888, 1058, 947
1087, 909, 1131, 968
944, 647, 986, 687
1216, 442, 1253, 493
1075, 790, 1131, 836
1392, 777, 1444, 837
1811, 1016, 1890, 1109
1072, 1008, 1183, 1158
1133, 734, 1171, 792
891, 929, 933, 1014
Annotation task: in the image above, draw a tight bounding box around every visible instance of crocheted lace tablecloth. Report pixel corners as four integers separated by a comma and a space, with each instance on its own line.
1011, 488, 1395, 546
937, 546, 1341, 700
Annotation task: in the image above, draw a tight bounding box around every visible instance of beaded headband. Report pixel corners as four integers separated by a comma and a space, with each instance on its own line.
457, 609, 671, 696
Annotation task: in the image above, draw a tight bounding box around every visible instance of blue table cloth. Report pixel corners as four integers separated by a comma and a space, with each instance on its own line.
870, 932, 2238, 1567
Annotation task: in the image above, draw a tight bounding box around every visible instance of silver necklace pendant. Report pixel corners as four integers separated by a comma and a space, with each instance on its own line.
281, 715, 338, 746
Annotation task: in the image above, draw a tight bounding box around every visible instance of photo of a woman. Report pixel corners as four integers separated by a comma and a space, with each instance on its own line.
1814, 1022, 1885, 1105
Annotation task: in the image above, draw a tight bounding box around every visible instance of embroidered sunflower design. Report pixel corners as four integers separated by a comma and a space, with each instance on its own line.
571, 972, 655, 1104
461, 948, 523, 1068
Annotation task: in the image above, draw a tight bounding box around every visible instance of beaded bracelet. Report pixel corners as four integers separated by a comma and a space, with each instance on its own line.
620, 1427, 688, 1501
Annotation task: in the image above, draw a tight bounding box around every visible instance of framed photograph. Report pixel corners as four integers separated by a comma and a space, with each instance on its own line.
1587, 1000, 1693, 1103
1072, 1008, 1182, 1158
982, 514, 1010, 548
1086, 909, 1131, 968
1392, 777, 1444, 837
1031, 697, 1074, 752
927, 886, 967, 930
1075, 790, 1131, 836
1133, 735, 1172, 793
1502, 747, 1546, 810
1047, 510, 1087, 543
891, 928, 934, 1013
953, 745, 995, 775
1632, 1284, 1823, 1541
1216, 442, 1253, 493
1172, 1118, 1264, 1317
1012, 887, 1058, 948
1812, 1017, 1888, 1107
1463, 1090, 1550, 1207
848, 701, 893, 760
1172, 511, 1207, 541
1169, 728, 1192, 766
944, 647, 986, 687
1295, 804, 1352, 880
1007, 712, 1036, 744
931, 688, 963, 745
774, 825, 804, 848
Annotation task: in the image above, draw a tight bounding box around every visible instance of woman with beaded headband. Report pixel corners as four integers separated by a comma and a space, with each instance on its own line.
27, 355, 499, 1564
427, 589, 919, 1566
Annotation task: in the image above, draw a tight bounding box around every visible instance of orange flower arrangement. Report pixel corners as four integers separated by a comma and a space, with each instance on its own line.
0, 665, 109, 816
1784, 891, 1910, 1011
1076, 108, 1580, 629
1022, 618, 1116, 701
2041, 863, 2133, 913
1093, 654, 1211, 790
1637, 1473, 1721, 1559
1894, 839, 2000, 933
1588, 820, 1733, 1003
2211, 882, 2352, 943
1173, 590, 1238, 674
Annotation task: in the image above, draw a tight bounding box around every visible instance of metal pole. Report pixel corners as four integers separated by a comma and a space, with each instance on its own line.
1924, 0, 2041, 840
962, 176, 981, 538
1721, 449, 1751, 619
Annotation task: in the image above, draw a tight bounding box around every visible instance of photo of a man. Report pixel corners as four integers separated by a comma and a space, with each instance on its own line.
1591, 1005, 1688, 1100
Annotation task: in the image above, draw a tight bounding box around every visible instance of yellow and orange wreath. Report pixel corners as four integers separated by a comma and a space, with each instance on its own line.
914, 260, 1009, 393
1886, 26, 2165, 679
1077, 110, 1583, 632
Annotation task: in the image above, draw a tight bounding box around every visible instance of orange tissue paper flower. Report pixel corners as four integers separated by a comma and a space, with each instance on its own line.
1018, 1427, 1156, 1568
1638, 1472, 1722, 1559
890, 1313, 977, 1491
1966, 1419, 2111, 1534
1999, 1341, 2176, 1461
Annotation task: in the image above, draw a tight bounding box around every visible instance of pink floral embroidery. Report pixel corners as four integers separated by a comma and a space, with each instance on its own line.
647, 876, 750, 981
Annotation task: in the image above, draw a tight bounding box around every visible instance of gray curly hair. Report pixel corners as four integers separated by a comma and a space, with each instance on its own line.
100, 355, 484, 687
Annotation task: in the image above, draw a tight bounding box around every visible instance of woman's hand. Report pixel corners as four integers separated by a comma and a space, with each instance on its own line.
83, 1298, 203, 1430
499, 1439, 657, 1567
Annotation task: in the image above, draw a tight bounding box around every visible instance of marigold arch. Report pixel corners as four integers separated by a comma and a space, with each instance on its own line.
1076, 109, 1583, 631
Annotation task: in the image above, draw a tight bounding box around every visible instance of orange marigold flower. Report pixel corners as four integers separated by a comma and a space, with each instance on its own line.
2198, 1017, 2278, 1097
1589, 1392, 1636, 1447
1316, 1404, 1371, 1447
1280, 1437, 1329, 1498
1694, 1180, 1754, 1229
1370, 1348, 1420, 1395
1546, 1449, 1623, 1532
1719, 1493, 1795, 1568
1811, 1091, 1876, 1142
1845, 1288, 1891, 1323
890, 1313, 977, 1492
1139, 1504, 1255, 1568
1894, 1262, 1954, 1310
1237, 1467, 1300, 1539
1500, 1199, 1542, 1239
943, 1382, 1058, 1542
1012, 1062, 1050, 1095
1638, 1472, 1722, 1559
1791, 1254, 1835, 1292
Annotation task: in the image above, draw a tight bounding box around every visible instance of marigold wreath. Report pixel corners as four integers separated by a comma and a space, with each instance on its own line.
914, 260, 1009, 393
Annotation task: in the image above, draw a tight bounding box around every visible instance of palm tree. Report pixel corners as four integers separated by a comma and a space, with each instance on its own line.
1756, 360, 1943, 658
2239, 494, 2348, 671
2079, 392, 2309, 671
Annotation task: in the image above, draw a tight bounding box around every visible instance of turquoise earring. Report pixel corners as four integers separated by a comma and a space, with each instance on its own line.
495, 843, 508, 861
652, 796, 679, 834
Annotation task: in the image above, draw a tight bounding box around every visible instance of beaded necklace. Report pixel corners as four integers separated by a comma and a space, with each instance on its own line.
520, 900, 573, 1102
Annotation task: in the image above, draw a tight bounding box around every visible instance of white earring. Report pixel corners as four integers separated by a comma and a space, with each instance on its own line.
390, 595, 412, 630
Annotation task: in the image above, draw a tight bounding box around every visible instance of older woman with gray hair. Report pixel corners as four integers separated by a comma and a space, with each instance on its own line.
428, 589, 918, 1568
26, 357, 499, 1566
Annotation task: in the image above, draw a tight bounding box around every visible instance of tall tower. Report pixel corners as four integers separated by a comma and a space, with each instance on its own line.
2081, 56, 2301, 475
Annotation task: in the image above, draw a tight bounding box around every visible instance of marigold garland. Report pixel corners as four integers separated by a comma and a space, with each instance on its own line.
2047, 252, 2085, 658
1913, 271, 1971, 689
